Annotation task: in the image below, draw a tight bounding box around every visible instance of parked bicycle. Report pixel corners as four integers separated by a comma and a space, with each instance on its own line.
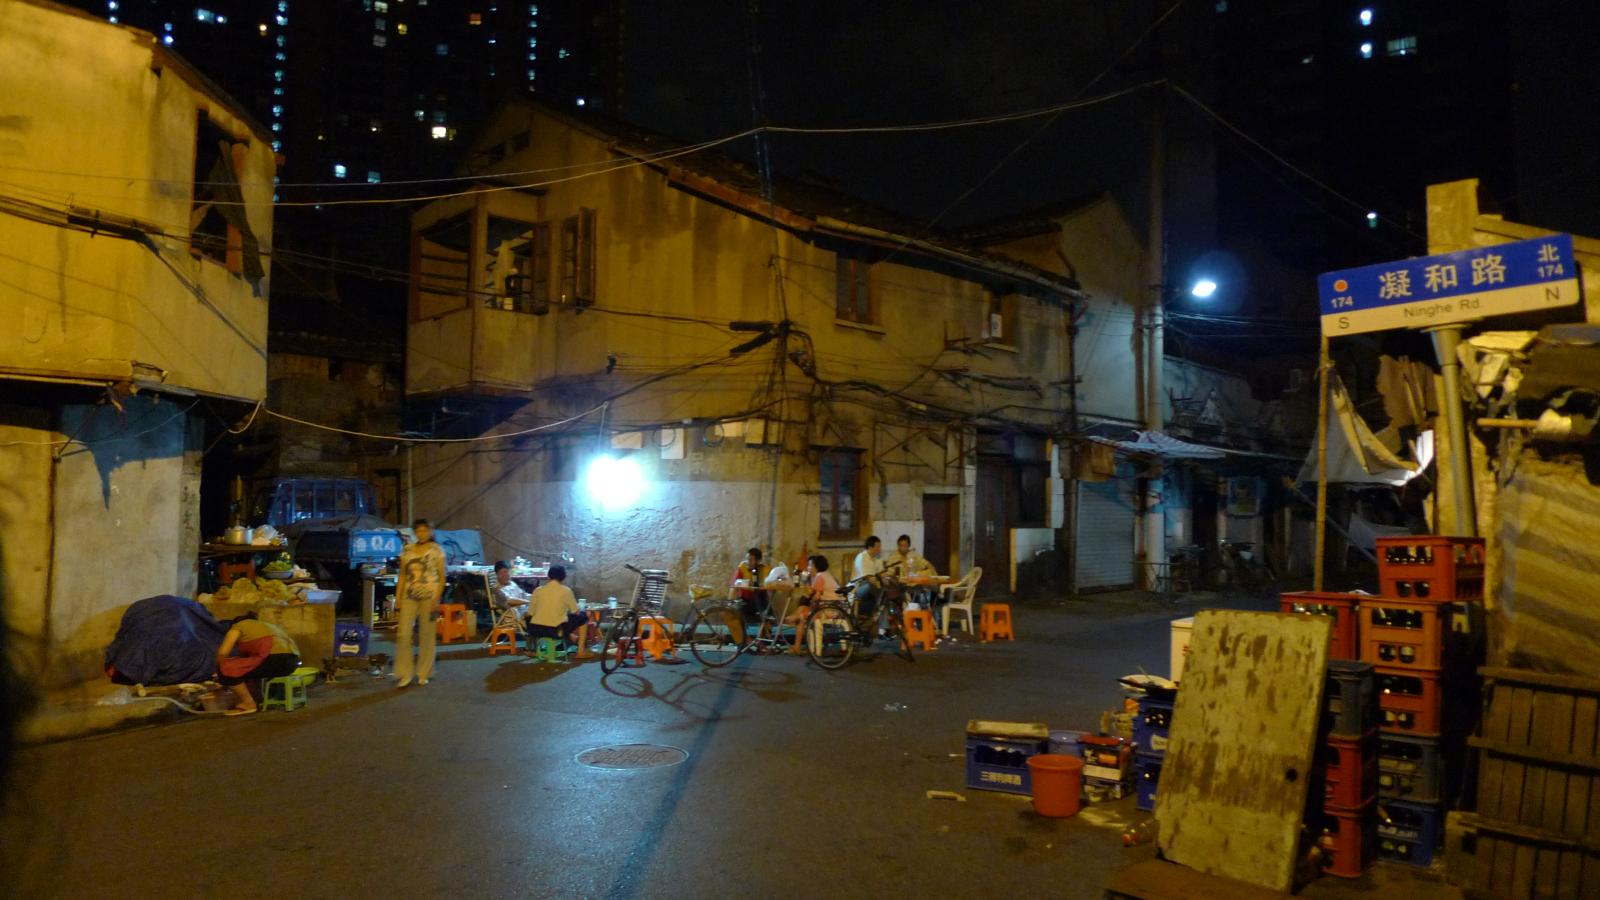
600, 563, 781, 673
803, 573, 915, 670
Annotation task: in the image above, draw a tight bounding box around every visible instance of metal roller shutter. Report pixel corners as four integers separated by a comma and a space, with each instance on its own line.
1075, 474, 1137, 591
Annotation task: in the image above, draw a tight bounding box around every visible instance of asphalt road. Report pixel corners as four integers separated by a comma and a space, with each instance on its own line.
1, 592, 1463, 899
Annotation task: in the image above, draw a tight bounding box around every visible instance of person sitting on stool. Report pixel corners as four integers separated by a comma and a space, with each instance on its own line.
215, 613, 301, 716
524, 565, 587, 653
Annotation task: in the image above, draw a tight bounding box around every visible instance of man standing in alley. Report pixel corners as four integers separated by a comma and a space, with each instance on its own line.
395, 518, 447, 687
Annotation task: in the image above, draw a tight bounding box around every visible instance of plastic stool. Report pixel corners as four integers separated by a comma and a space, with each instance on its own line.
980, 603, 1015, 642
638, 616, 676, 660
261, 673, 308, 711
486, 625, 519, 656
217, 561, 255, 583
533, 637, 568, 662
435, 603, 470, 643
904, 609, 938, 651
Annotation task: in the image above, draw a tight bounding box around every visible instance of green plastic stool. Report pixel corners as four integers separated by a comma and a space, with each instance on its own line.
261, 666, 317, 711
534, 637, 568, 663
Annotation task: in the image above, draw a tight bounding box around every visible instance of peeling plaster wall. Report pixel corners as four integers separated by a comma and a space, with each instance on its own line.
0, 405, 56, 675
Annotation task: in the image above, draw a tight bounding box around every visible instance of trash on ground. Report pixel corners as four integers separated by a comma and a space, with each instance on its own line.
925, 790, 967, 802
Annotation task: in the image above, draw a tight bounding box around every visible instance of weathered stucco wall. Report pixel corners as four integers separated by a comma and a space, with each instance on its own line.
0, 1, 275, 401
0, 405, 56, 674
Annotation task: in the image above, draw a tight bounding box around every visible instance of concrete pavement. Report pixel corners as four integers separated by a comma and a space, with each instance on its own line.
2, 592, 1463, 899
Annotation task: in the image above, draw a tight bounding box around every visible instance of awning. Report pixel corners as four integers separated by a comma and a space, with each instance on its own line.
1296, 374, 1434, 486
1094, 430, 1226, 460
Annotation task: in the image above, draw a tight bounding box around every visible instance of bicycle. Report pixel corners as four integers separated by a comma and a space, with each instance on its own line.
600, 563, 774, 673
803, 573, 915, 670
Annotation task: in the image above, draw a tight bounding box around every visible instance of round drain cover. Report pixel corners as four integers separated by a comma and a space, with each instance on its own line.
576, 744, 688, 769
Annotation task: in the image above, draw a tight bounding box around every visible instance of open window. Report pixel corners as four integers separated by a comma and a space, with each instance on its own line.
982, 291, 1021, 345
413, 213, 472, 319
835, 250, 874, 324
483, 216, 550, 314
190, 113, 264, 281
559, 207, 597, 307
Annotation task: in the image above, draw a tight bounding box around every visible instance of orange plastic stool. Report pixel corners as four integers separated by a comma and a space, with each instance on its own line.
903, 609, 938, 651
435, 603, 471, 644
218, 561, 255, 583
980, 603, 1015, 642
485, 625, 519, 656
638, 616, 677, 660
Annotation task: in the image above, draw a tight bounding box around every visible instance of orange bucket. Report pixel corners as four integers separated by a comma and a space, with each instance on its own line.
1026, 754, 1084, 817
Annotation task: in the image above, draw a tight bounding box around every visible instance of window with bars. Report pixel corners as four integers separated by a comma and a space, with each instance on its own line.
819, 449, 863, 540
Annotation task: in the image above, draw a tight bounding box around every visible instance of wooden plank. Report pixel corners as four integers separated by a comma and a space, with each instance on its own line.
1460, 812, 1600, 855
1555, 849, 1582, 900
1506, 687, 1535, 828
1155, 610, 1330, 893
1534, 847, 1559, 900
1481, 679, 1512, 819
1477, 834, 1504, 900
1470, 737, 1600, 773
1482, 667, 1600, 695
1539, 693, 1576, 835
1513, 841, 1538, 899
1524, 691, 1556, 828
1569, 697, 1598, 839
1104, 859, 1284, 900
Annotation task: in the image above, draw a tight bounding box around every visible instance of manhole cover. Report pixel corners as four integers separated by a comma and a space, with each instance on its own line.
576, 744, 688, 769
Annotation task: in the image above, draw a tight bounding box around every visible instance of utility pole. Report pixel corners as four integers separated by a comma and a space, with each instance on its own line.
1139, 90, 1167, 591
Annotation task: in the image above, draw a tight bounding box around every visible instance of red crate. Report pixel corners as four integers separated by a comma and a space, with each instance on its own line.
1377, 536, 1485, 602
1316, 802, 1376, 879
1376, 667, 1441, 736
1360, 599, 1447, 671
1280, 591, 1360, 660
1319, 730, 1379, 811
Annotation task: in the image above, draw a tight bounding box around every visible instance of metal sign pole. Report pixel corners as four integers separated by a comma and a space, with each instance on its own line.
1428, 324, 1477, 536
1313, 335, 1330, 592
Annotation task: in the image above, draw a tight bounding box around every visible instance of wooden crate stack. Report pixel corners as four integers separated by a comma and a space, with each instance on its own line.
1368, 535, 1486, 868
1454, 668, 1600, 898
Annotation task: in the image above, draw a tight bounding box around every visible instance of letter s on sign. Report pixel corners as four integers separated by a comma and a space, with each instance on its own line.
1338, 316, 1350, 330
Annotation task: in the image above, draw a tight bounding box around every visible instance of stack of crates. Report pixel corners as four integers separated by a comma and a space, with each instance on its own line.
1132, 692, 1173, 811
1368, 535, 1485, 868
1314, 659, 1380, 878
1077, 734, 1135, 801
1280, 590, 1362, 660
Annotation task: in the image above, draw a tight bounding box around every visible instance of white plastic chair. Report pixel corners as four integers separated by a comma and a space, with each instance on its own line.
939, 567, 983, 636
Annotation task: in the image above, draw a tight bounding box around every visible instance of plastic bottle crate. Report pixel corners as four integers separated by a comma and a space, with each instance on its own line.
1377, 667, 1441, 735
1376, 798, 1443, 867
334, 622, 371, 657
1133, 694, 1175, 756
1377, 536, 1485, 602
1377, 733, 1442, 802
1361, 599, 1447, 671
1134, 750, 1162, 812
1324, 660, 1379, 738
1316, 801, 1376, 879
1318, 730, 1378, 811
965, 735, 1047, 796
1280, 591, 1360, 660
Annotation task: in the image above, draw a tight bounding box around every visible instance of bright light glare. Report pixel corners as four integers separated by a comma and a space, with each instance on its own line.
583, 455, 644, 511
1190, 279, 1218, 299
1359, 8, 1373, 25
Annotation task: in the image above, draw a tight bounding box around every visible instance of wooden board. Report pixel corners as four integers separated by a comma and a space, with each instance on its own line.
1155, 610, 1331, 893
1104, 859, 1285, 900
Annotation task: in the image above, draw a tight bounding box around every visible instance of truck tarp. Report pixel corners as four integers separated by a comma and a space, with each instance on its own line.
433, 529, 485, 565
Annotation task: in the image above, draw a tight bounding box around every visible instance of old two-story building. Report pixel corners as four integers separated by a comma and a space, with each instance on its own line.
403, 100, 1156, 601
0, 0, 276, 687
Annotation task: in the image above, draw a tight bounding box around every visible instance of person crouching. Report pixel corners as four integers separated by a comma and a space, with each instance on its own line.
524, 565, 587, 655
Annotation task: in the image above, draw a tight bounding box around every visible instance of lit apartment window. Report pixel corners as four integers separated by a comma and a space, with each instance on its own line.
414, 108, 425, 120
431, 125, 448, 139
528, 36, 537, 47
1359, 8, 1373, 26
367, 171, 381, 184
558, 48, 569, 59
259, 23, 267, 34
109, 16, 117, 22
275, 51, 285, 61
106, 1, 117, 8
374, 0, 388, 10
270, 123, 281, 132
436, 43, 448, 55
1386, 35, 1417, 56
575, 97, 586, 107
272, 105, 284, 117
433, 110, 447, 124
217, 14, 226, 22
334, 164, 347, 178
273, 87, 283, 96
164, 22, 173, 31
373, 33, 387, 46
276, 14, 286, 26
397, 22, 407, 34
375, 18, 386, 30
278, 1, 287, 11
529, 3, 538, 13
196, 9, 215, 22
1359, 42, 1373, 59
370, 119, 383, 132
527, 69, 535, 81
469, 12, 482, 24
163, 35, 174, 45
271, 140, 281, 152
276, 34, 285, 46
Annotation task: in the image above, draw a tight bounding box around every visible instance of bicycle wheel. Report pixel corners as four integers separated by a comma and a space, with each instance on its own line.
805, 602, 856, 670
688, 604, 744, 668
601, 611, 639, 675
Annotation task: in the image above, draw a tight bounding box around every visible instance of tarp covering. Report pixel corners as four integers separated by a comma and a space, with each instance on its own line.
103, 596, 229, 686
433, 529, 485, 565
1095, 430, 1225, 460
1497, 452, 1600, 674
1297, 375, 1435, 485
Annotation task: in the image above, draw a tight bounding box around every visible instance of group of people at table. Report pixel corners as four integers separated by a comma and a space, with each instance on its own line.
488, 533, 944, 657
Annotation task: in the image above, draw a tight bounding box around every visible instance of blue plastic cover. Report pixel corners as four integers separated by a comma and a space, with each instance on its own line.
103, 595, 229, 685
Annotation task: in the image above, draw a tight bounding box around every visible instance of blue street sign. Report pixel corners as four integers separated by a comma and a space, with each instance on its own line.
1318, 234, 1581, 336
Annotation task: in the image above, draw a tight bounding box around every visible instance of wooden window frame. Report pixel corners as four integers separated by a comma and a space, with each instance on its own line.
834, 253, 874, 324
189, 112, 244, 276
819, 448, 864, 541
560, 208, 597, 307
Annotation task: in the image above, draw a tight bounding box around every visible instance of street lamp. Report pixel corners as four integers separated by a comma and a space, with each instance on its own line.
1190, 278, 1218, 300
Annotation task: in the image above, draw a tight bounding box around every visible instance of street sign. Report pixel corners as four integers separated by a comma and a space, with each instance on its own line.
1318, 234, 1581, 336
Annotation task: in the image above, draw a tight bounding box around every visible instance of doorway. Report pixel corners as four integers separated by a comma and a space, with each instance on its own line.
975, 461, 1010, 595
921, 493, 957, 578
